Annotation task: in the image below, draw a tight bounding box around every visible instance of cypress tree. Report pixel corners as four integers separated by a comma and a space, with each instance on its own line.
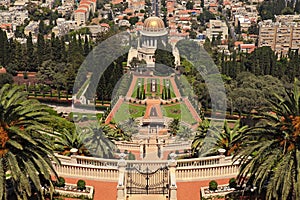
295, 0, 300, 13
26, 32, 35, 71
83, 35, 89, 56
37, 33, 45, 66
0, 29, 9, 66
136, 86, 140, 99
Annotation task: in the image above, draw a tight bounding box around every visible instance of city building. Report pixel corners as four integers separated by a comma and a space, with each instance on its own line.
206, 19, 228, 41
258, 20, 300, 55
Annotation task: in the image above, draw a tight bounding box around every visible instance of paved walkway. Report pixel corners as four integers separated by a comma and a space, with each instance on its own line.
169, 76, 181, 98
183, 97, 201, 123
144, 99, 163, 119
104, 97, 124, 124
126, 74, 138, 98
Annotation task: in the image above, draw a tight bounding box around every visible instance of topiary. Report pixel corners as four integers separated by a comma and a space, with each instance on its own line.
209, 180, 218, 191
229, 178, 237, 188
55, 177, 65, 187
128, 152, 136, 160
77, 180, 86, 190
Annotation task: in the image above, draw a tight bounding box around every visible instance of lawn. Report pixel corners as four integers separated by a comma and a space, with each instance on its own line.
113, 103, 146, 123
146, 78, 160, 97
162, 79, 176, 98
131, 78, 145, 98
161, 103, 197, 124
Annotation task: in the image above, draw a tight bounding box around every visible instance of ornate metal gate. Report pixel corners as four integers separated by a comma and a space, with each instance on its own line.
126, 166, 169, 195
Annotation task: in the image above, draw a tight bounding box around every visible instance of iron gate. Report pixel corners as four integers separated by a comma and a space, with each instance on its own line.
126, 166, 169, 194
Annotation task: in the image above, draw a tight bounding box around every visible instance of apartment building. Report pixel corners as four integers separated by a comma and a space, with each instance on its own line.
0, 10, 28, 26
258, 20, 300, 55
128, 0, 145, 12
206, 19, 228, 41
74, 0, 96, 26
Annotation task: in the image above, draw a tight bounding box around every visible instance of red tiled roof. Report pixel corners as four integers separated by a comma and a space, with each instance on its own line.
179, 17, 191, 21
78, 4, 89, 9
136, 21, 144, 25
100, 23, 110, 28
234, 41, 243, 46
75, 9, 87, 13
0, 67, 6, 74
0, 23, 12, 29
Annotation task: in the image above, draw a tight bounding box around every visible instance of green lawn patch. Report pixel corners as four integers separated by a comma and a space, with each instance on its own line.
162, 79, 176, 99
161, 103, 196, 124
131, 78, 144, 98
146, 78, 160, 97
113, 103, 146, 123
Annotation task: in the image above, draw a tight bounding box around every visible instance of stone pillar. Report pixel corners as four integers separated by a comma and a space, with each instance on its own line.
140, 141, 144, 159
168, 153, 177, 200
218, 148, 226, 164
117, 153, 127, 200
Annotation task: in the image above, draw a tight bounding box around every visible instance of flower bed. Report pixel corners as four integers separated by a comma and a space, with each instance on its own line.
55, 183, 94, 200
201, 184, 236, 199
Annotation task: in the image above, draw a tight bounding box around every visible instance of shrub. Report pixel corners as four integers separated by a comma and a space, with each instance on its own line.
55, 177, 65, 187
209, 180, 218, 191
128, 152, 136, 160
229, 178, 237, 188
77, 180, 86, 190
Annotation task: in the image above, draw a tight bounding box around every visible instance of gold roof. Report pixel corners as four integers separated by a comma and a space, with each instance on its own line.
143, 17, 165, 30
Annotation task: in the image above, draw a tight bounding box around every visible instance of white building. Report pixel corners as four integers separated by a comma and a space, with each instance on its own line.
206, 20, 228, 41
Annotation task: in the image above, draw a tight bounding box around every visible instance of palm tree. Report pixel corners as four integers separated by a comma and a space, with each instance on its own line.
176, 126, 193, 140
169, 118, 180, 136
116, 117, 138, 139
191, 119, 218, 157
234, 79, 300, 200
54, 127, 90, 156
214, 120, 247, 156
84, 124, 116, 158
0, 84, 60, 200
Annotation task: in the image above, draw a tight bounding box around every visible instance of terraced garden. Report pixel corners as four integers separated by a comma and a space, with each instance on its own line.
113, 103, 146, 123
161, 103, 197, 124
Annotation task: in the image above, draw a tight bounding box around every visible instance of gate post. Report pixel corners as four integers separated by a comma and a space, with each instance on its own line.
117, 153, 127, 200
168, 153, 177, 200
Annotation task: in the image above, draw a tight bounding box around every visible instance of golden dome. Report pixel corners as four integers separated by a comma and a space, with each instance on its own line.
143, 17, 165, 31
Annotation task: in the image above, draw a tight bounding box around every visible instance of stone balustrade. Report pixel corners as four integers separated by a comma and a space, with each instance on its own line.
52, 162, 119, 181
115, 142, 141, 151
176, 155, 230, 168
162, 142, 191, 151
55, 154, 119, 167
176, 163, 239, 181
53, 154, 239, 182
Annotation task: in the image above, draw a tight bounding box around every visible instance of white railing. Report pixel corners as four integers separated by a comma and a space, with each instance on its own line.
176, 156, 231, 168
162, 142, 191, 151
115, 142, 141, 151
53, 154, 239, 181
176, 163, 239, 181
53, 162, 119, 181
55, 154, 119, 167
